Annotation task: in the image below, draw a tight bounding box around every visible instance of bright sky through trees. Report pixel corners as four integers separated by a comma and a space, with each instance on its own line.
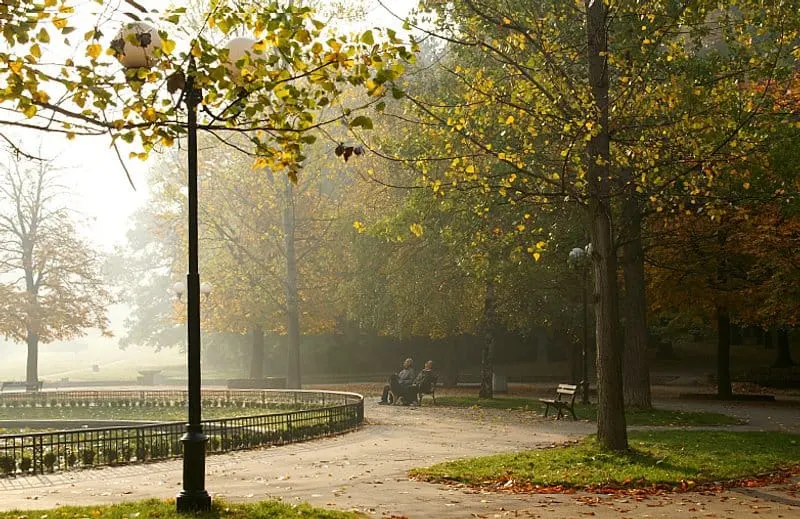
0, 0, 417, 370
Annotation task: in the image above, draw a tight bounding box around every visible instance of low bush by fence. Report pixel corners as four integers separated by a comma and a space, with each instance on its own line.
0, 389, 363, 477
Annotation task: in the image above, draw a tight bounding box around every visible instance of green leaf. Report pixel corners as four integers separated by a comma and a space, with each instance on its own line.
392, 86, 405, 99
349, 116, 373, 130
361, 30, 374, 45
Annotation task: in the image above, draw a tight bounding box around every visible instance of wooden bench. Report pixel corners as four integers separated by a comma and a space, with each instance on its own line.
539, 383, 578, 420
1, 380, 43, 392
417, 374, 438, 405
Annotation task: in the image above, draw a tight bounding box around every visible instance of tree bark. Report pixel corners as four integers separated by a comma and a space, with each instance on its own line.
283, 178, 302, 389
249, 324, 265, 380
479, 278, 496, 399
26, 329, 39, 390
443, 340, 460, 388
716, 306, 733, 399
586, 0, 627, 450
621, 195, 652, 409
773, 328, 795, 367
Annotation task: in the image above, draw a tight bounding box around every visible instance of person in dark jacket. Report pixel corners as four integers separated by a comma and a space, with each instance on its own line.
378, 358, 416, 404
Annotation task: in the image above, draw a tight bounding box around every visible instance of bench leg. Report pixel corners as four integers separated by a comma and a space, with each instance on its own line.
556, 406, 564, 420
431, 392, 435, 405
569, 406, 577, 420
544, 404, 550, 417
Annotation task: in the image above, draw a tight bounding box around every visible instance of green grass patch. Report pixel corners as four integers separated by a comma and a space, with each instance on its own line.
411, 430, 800, 488
0, 405, 293, 422
0, 498, 358, 518
433, 396, 741, 426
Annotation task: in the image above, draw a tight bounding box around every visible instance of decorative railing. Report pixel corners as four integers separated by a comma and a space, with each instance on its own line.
0, 390, 363, 477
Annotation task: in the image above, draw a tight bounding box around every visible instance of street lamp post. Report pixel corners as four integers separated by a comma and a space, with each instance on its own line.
114, 25, 211, 512
568, 245, 592, 405
174, 58, 212, 512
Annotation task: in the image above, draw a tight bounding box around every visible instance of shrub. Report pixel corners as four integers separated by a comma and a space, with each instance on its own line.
208, 436, 220, 451
66, 451, 77, 468
135, 444, 148, 461
121, 443, 133, 462
43, 450, 57, 472
80, 448, 95, 466
103, 447, 118, 465
171, 439, 183, 455
19, 455, 32, 473
0, 455, 15, 475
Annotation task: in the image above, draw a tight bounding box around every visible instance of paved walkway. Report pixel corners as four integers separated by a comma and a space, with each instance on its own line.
1, 393, 799, 518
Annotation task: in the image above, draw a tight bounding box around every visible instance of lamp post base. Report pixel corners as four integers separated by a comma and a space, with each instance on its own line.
580, 380, 590, 405
176, 429, 211, 512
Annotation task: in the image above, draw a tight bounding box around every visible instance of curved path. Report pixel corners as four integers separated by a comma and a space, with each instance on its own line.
0, 397, 798, 518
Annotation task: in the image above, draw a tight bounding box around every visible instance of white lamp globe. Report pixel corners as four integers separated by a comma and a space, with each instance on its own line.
111, 22, 162, 69
224, 37, 264, 81
200, 282, 213, 295
173, 281, 187, 297
568, 247, 586, 264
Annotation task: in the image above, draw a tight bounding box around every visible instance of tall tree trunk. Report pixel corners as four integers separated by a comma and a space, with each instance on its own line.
621, 195, 651, 409
283, 179, 302, 389
763, 327, 774, 349
249, 324, 265, 380
443, 340, 459, 388
586, 0, 627, 450
773, 328, 795, 367
716, 306, 733, 399
26, 329, 39, 390
479, 278, 496, 399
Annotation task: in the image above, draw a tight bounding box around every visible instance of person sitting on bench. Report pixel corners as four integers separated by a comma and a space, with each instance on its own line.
379, 358, 416, 405
413, 360, 437, 400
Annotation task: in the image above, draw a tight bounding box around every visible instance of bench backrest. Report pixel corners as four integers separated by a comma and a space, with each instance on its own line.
555, 384, 577, 405
556, 384, 577, 395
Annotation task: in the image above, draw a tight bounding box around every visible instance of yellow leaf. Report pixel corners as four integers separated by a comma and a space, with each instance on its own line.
410, 223, 424, 237
465, 165, 475, 174
161, 38, 176, 55
52, 17, 67, 29
252, 157, 268, 170
505, 115, 515, 125
86, 43, 102, 60
353, 221, 365, 233
743, 182, 750, 190
23, 105, 37, 118
9, 61, 23, 75
143, 107, 156, 122
536, 241, 547, 249
533, 252, 541, 262
30, 44, 42, 59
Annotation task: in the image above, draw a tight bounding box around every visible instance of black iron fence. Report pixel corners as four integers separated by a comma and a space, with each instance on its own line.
0, 390, 363, 477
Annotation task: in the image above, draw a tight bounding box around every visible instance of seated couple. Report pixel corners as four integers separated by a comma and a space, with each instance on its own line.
378, 358, 437, 406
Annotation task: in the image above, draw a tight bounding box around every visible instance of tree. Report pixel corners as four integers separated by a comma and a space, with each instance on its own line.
0, 156, 112, 388
1, 0, 415, 176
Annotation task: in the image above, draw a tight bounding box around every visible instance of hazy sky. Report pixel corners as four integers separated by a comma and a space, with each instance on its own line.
0, 0, 419, 372
21, 0, 418, 251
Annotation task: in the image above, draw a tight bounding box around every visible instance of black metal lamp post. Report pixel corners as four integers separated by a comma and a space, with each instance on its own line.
568, 245, 592, 405
174, 59, 212, 513
114, 25, 211, 512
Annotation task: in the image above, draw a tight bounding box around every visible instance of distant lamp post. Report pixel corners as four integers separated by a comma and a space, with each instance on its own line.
113, 22, 220, 512
567, 244, 592, 405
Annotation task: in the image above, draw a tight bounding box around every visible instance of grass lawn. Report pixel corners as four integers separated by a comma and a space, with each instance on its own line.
0, 498, 357, 518
411, 430, 800, 489
0, 405, 292, 422
433, 396, 742, 426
